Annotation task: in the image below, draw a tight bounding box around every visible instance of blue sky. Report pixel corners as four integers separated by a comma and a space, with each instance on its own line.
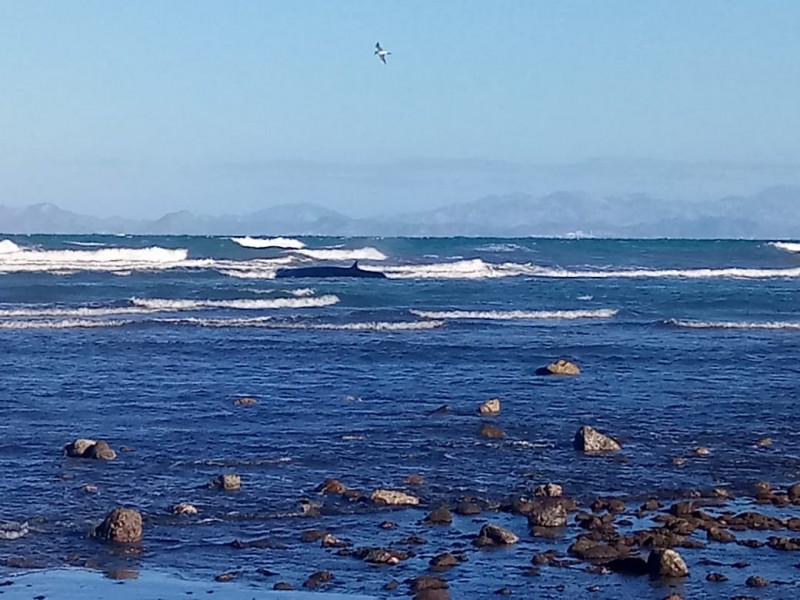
1, 0, 798, 217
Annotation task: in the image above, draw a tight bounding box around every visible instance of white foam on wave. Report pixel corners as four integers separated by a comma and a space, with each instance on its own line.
383, 259, 530, 279
666, 319, 800, 330
772, 242, 800, 253
292, 247, 387, 261
0, 318, 129, 330
528, 265, 800, 279
159, 317, 445, 331
0, 239, 23, 254
410, 308, 618, 320
64, 241, 107, 247
131, 295, 339, 311
231, 236, 306, 250
0, 241, 190, 273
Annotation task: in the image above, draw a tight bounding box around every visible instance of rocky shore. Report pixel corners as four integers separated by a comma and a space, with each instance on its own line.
1, 362, 799, 599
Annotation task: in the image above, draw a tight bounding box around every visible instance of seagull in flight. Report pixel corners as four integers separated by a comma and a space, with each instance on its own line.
374, 42, 391, 64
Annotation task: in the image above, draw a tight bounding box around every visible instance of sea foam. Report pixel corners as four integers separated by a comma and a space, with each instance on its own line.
666, 319, 800, 330
231, 236, 306, 249
410, 308, 618, 320
131, 295, 339, 311
291, 247, 388, 261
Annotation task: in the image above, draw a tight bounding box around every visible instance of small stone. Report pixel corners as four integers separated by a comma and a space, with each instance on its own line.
479, 398, 501, 415
706, 572, 728, 582
672, 457, 686, 466
320, 534, 346, 548
494, 588, 512, 595
429, 404, 451, 415
379, 521, 397, 529
745, 575, 769, 588
214, 571, 239, 582
86, 440, 117, 460
172, 502, 199, 515
573, 426, 621, 453
429, 553, 459, 569
757, 437, 773, 448
534, 483, 563, 497
454, 501, 481, 515
404, 474, 425, 485
479, 423, 506, 439
384, 580, 399, 590
64, 438, 97, 458
209, 474, 241, 491
473, 523, 519, 546
316, 478, 347, 494
693, 446, 710, 456
712, 487, 731, 498
303, 571, 334, 589
424, 507, 453, 525
81, 484, 98, 493
647, 548, 688, 578
233, 397, 257, 406
527, 499, 568, 528
788, 482, 800, 503
273, 582, 294, 590
371, 489, 419, 506
536, 359, 580, 376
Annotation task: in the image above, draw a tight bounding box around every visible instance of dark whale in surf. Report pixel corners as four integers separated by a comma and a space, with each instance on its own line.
275, 261, 387, 279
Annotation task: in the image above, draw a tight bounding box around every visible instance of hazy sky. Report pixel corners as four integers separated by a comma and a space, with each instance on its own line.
1, 1, 798, 217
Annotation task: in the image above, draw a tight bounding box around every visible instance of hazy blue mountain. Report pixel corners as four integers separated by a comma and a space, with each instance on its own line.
2, 186, 799, 238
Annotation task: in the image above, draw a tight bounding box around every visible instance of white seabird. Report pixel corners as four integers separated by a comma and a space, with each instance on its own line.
374, 42, 391, 64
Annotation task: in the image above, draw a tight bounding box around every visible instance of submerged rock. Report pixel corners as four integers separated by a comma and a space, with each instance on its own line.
479, 423, 506, 439
233, 397, 257, 406
303, 571, 334, 588
573, 426, 621, 453
424, 506, 453, 525
371, 489, 419, 506
536, 359, 580, 376
92, 508, 143, 543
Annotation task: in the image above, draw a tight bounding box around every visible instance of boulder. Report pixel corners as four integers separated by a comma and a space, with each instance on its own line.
473, 524, 519, 546
573, 426, 621, 453
303, 571, 334, 589
92, 508, 143, 543
429, 553, 460, 569
536, 359, 580, 376
647, 548, 688, 578
371, 489, 419, 506
479, 398, 501, 415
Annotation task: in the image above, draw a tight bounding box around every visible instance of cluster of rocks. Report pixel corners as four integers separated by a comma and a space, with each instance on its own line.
63, 439, 117, 460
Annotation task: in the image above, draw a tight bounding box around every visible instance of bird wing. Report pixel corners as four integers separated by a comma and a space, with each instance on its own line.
375, 42, 383, 51
379, 54, 386, 64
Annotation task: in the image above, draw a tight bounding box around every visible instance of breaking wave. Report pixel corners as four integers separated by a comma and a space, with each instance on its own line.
231, 237, 306, 250
383, 259, 530, 279
130, 295, 339, 311
291, 247, 387, 261
0, 240, 189, 273
0, 319, 129, 330
158, 318, 444, 331
665, 319, 800, 330
771, 242, 800, 254
410, 309, 618, 320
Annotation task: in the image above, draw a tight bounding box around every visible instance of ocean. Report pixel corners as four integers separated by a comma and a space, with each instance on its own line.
1, 235, 799, 599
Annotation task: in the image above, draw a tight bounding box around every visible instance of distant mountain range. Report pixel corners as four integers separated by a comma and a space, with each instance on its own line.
2, 186, 799, 238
